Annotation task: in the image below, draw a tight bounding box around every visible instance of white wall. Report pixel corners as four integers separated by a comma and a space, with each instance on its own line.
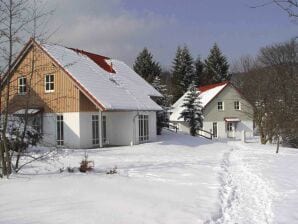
42, 112, 81, 148
41, 111, 157, 148
103, 111, 157, 146
173, 120, 253, 140
203, 120, 253, 139
79, 112, 96, 148
64, 112, 81, 148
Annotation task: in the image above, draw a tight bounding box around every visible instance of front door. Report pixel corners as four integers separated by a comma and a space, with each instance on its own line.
227, 122, 235, 138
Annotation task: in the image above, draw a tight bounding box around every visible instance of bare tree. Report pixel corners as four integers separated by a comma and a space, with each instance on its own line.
0, 0, 54, 177
237, 39, 298, 150
252, 0, 298, 19
0, 0, 31, 177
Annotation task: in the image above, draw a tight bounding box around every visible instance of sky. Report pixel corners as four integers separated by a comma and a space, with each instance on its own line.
46, 0, 297, 69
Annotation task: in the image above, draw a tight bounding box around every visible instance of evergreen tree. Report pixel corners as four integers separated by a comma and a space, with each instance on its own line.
152, 76, 173, 135
204, 43, 230, 84
179, 82, 203, 136
133, 48, 161, 83
193, 56, 204, 86
152, 76, 172, 108
172, 45, 194, 102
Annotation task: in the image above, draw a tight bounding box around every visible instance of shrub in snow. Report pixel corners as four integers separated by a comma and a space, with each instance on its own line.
106, 166, 117, 175
67, 167, 75, 173
79, 152, 94, 173
5, 116, 42, 152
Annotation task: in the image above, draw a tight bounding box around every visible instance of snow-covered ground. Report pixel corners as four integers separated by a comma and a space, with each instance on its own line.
0, 130, 297, 224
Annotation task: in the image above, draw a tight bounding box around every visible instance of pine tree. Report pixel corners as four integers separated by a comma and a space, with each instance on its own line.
152, 76, 172, 108
152, 76, 173, 135
133, 48, 161, 83
193, 56, 204, 86
179, 82, 203, 136
172, 45, 194, 102
204, 43, 230, 84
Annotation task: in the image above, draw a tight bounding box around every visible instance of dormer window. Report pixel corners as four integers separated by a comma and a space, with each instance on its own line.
217, 101, 224, 111
234, 101, 241, 110
45, 74, 54, 93
18, 76, 27, 95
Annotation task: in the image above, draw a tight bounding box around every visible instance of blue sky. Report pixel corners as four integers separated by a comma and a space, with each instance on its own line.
49, 0, 297, 68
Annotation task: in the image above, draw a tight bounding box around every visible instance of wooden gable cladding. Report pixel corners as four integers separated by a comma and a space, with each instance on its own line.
1, 44, 99, 114
79, 92, 98, 112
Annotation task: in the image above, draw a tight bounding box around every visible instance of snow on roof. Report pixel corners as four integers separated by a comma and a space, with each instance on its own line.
170, 82, 228, 121
42, 44, 162, 111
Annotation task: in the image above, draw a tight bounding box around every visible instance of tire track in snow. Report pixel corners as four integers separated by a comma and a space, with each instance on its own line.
206, 147, 276, 224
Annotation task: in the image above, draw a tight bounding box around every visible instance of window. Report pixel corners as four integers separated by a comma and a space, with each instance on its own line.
45, 74, 54, 92
217, 101, 224, 111
18, 76, 27, 94
213, 122, 217, 138
57, 115, 64, 146
227, 122, 233, 132
102, 116, 107, 144
92, 115, 99, 145
32, 115, 42, 133
234, 101, 241, 110
139, 115, 149, 142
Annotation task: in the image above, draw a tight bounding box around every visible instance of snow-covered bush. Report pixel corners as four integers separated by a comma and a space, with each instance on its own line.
4, 116, 42, 153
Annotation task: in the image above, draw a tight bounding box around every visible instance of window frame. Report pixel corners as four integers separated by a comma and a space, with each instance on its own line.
18, 76, 27, 95
217, 101, 224, 111
45, 74, 55, 93
227, 122, 233, 132
139, 115, 149, 143
92, 115, 99, 146
234, 101, 241, 110
102, 115, 107, 144
56, 115, 64, 146
32, 115, 42, 134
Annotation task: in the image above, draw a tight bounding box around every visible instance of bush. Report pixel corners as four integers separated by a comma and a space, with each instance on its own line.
106, 166, 117, 175
79, 152, 94, 173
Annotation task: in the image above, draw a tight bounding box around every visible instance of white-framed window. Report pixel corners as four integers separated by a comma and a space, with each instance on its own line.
92, 115, 99, 145
57, 115, 64, 146
234, 101, 241, 110
18, 76, 27, 95
45, 74, 55, 92
102, 115, 107, 144
217, 101, 224, 111
139, 115, 149, 142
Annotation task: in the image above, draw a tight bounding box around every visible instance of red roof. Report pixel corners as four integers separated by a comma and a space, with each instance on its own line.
197, 81, 228, 92
68, 48, 116, 74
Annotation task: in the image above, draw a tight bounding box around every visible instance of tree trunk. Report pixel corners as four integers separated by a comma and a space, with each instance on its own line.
0, 141, 7, 177
276, 135, 280, 154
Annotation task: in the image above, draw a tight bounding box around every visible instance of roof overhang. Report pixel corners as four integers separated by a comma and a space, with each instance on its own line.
224, 117, 241, 122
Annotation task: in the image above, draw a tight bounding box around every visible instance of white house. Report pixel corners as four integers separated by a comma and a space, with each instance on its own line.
1, 39, 162, 148
170, 82, 254, 139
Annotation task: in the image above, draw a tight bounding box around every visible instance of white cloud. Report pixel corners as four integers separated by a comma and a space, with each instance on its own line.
46, 0, 172, 65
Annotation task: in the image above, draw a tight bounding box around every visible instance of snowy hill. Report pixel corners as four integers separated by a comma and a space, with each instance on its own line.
0, 130, 297, 224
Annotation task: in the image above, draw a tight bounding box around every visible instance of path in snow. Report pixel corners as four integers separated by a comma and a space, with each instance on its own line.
206, 145, 277, 224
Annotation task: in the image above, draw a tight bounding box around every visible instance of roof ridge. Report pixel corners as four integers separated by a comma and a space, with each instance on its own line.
197, 81, 229, 92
